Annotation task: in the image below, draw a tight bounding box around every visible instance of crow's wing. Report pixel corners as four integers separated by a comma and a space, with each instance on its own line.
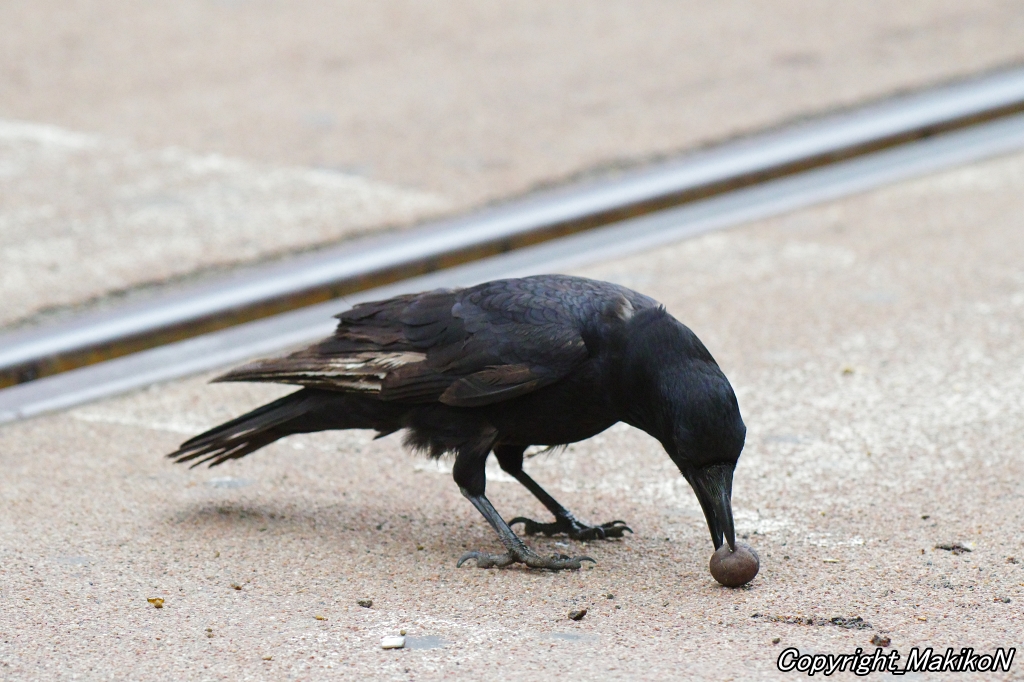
216, 275, 657, 407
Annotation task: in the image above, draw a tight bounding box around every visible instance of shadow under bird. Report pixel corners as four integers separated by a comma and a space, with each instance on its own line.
169, 274, 749, 574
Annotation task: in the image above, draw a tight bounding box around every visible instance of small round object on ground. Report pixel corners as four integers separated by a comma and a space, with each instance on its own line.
709, 542, 760, 587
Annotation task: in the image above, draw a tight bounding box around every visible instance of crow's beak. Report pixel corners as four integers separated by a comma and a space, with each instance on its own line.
686, 463, 736, 551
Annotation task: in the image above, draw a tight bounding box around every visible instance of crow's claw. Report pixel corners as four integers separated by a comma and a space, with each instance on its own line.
509, 516, 633, 540
457, 547, 594, 571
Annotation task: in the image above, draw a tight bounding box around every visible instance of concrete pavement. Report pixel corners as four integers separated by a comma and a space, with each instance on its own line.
2, 147, 1023, 679
5, 2, 1024, 329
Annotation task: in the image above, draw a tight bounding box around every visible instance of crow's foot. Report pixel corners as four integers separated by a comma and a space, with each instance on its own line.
509, 516, 632, 540
456, 545, 594, 571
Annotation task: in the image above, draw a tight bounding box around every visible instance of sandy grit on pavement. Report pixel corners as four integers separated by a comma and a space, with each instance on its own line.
2, 151, 1024, 679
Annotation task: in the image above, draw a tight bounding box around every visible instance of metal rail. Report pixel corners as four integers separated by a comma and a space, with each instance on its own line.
4, 110, 1024, 422
3, 67, 1024, 390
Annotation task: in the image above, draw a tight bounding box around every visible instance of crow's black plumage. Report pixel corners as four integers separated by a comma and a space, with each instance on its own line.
169, 274, 746, 570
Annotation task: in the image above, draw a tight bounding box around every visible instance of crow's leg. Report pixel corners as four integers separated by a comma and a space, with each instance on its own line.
453, 438, 593, 570
494, 444, 632, 541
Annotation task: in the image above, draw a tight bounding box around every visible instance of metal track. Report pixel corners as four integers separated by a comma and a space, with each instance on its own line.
4, 110, 1024, 423
3, 68, 1024, 390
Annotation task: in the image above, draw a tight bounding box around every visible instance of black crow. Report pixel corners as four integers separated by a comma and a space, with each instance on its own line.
168, 274, 746, 571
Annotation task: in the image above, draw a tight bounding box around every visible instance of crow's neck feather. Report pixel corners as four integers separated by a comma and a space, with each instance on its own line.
611, 310, 744, 467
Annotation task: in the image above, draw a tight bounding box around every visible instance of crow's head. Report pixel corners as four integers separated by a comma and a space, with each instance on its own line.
662, 362, 745, 551
617, 308, 746, 550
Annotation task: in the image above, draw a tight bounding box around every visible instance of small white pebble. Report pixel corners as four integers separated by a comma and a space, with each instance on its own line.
381, 636, 405, 649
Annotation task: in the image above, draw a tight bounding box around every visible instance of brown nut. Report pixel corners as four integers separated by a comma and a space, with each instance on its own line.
709, 542, 760, 587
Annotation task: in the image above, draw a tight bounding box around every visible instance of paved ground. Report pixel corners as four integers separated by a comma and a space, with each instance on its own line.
3, 146, 1024, 679
5, 2, 1024, 328
0, 121, 447, 329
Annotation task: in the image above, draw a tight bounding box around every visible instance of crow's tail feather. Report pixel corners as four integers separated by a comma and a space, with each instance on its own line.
167, 389, 401, 468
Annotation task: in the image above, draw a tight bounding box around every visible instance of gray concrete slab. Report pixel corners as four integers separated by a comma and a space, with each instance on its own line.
0, 121, 447, 328
5, 1, 1024, 206
4, 2, 1024, 327
2, 149, 1024, 679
